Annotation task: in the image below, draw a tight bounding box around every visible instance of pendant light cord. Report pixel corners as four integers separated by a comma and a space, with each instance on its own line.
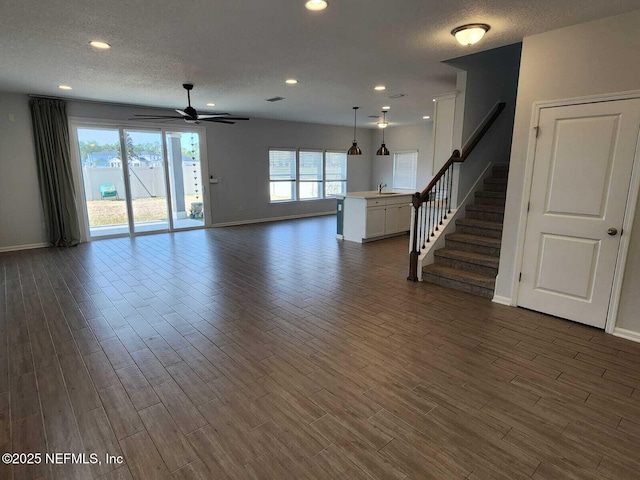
352, 107, 358, 142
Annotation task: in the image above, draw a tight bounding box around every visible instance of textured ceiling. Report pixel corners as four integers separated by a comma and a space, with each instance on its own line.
1, 0, 639, 127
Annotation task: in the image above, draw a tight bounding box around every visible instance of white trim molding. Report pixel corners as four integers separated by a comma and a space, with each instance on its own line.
492, 295, 513, 306
212, 211, 335, 228
0, 242, 49, 253
612, 328, 640, 344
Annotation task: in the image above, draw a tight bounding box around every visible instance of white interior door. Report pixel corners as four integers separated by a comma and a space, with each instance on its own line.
518, 99, 640, 328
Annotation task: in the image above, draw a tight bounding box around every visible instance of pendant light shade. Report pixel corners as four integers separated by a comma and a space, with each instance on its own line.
347, 107, 362, 155
376, 111, 390, 155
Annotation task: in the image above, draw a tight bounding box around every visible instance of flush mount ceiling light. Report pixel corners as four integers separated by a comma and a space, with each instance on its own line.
382, 106, 391, 110
451, 23, 491, 46
58, 85, 72, 90
305, 0, 328, 11
374, 85, 386, 91
376, 111, 390, 156
423, 115, 431, 119
89, 40, 111, 49
285, 79, 298, 84
206, 103, 216, 107
347, 107, 362, 156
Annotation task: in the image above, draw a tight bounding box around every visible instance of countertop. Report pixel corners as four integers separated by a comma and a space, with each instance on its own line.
334, 190, 415, 199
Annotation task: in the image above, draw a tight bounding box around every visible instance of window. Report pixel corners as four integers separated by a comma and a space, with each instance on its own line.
299, 150, 323, 200
325, 151, 347, 197
269, 149, 347, 202
393, 151, 418, 190
269, 149, 297, 202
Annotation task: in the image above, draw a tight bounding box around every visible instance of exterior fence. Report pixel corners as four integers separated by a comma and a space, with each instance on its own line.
82, 165, 202, 201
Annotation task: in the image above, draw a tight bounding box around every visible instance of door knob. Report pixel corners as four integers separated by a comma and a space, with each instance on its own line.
607, 228, 618, 236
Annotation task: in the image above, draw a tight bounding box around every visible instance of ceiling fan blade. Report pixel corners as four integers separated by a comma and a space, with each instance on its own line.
211, 116, 249, 121
175, 109, 189, 117
196, 114, 231, 119
203, 119, 236, 124
133, 114, 183, 119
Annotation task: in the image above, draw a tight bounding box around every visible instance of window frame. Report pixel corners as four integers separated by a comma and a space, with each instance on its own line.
392, 150, 418, 191
268, 148, 348, 203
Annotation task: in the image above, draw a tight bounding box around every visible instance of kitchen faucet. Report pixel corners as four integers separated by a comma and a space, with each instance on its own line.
378, 182, 387, 194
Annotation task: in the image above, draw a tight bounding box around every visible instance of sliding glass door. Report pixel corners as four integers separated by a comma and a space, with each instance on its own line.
122, 129, 170, 233
76, 127, 130, 237
73, 123, 206, 239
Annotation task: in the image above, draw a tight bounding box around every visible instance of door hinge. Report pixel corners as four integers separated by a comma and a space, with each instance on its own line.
519, 272, 522, 282
534, 126, 540, 138
527, 202, 530, 213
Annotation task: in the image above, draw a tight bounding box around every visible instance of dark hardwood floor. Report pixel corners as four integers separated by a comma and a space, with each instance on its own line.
1, 215, 640, 479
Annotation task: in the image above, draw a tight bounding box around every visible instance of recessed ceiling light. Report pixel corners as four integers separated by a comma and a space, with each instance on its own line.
89, 41, 111, 49
206, 103, 216, 107
58, 85, 72, 90
285, 79, 298, 85
423, 115, 431, 119
382, 106, 391, 110
451, 23, 491, 46
374, 85, 386, 91
305, 0, 328, 11
433, 98, 436, 102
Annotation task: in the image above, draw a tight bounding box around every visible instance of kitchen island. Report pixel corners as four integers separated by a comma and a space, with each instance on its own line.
334, 190, 414, 243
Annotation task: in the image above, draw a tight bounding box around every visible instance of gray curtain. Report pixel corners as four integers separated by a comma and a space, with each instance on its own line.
30, 97, 81, 247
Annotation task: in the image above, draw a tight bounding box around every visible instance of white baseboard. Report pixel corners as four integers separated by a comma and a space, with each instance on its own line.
612, 327, 640, 344
212, 211, 335, 228
492, 295, 514, 306
0, 242, 49, 253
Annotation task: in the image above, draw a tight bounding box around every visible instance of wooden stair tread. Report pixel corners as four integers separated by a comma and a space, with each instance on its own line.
456, 218, 503, 231
422, 264, 496, 288
434, 249, 500, 268
446, 233, 502, 248
484, 177, 508, 184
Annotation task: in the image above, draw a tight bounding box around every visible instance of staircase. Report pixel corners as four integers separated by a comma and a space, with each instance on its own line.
422, 165, 507, 298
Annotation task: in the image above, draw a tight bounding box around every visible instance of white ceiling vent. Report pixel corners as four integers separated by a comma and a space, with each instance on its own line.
266, 96, 285, 102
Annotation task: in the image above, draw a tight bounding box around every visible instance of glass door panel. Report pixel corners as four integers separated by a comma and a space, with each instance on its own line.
165, 131, 205, 229
76, 127, 129, 237
122, 129, 170, 233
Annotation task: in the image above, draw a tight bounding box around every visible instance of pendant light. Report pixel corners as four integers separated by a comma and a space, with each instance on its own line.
376, 111, 390, 155
347, 107, 362, 155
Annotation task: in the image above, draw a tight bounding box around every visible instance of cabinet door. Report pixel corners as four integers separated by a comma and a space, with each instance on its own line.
396, 204, 412, 232
384, 205, 400, 234
366, 206, 386, 238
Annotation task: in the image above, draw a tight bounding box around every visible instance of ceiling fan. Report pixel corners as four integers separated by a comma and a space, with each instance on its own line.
130, 84, 249, 125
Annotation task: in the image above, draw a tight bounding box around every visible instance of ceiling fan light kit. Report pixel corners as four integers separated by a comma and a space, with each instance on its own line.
347, 107, 362, 156
131, 84, 249, 125
451, 23, 491, 46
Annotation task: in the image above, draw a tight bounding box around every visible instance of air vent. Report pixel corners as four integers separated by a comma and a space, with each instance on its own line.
387, 93, 407, 99
266, 96, 285, 102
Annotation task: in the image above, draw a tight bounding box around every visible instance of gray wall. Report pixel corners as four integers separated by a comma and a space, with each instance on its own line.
0, 93, 375, 249
66, 101, 373, 225
370, 123, 433, 191
494, 9, 640, 335
0, 93, 48, 249
445, 43, 521, 203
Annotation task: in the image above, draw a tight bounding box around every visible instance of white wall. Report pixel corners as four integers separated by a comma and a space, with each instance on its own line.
0, 93, 48, 250
370, 123, 433, 191
495, 10, 640, 334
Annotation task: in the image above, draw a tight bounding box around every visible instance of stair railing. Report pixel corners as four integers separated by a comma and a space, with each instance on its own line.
408, 101, 506, 281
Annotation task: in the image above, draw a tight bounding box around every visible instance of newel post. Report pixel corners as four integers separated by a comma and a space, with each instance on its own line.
407, 192, 422, 282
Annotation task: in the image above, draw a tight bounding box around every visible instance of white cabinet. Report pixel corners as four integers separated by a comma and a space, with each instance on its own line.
386, 203, 412, 234
366, 206, 387, 238
342, 194, 413, 243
